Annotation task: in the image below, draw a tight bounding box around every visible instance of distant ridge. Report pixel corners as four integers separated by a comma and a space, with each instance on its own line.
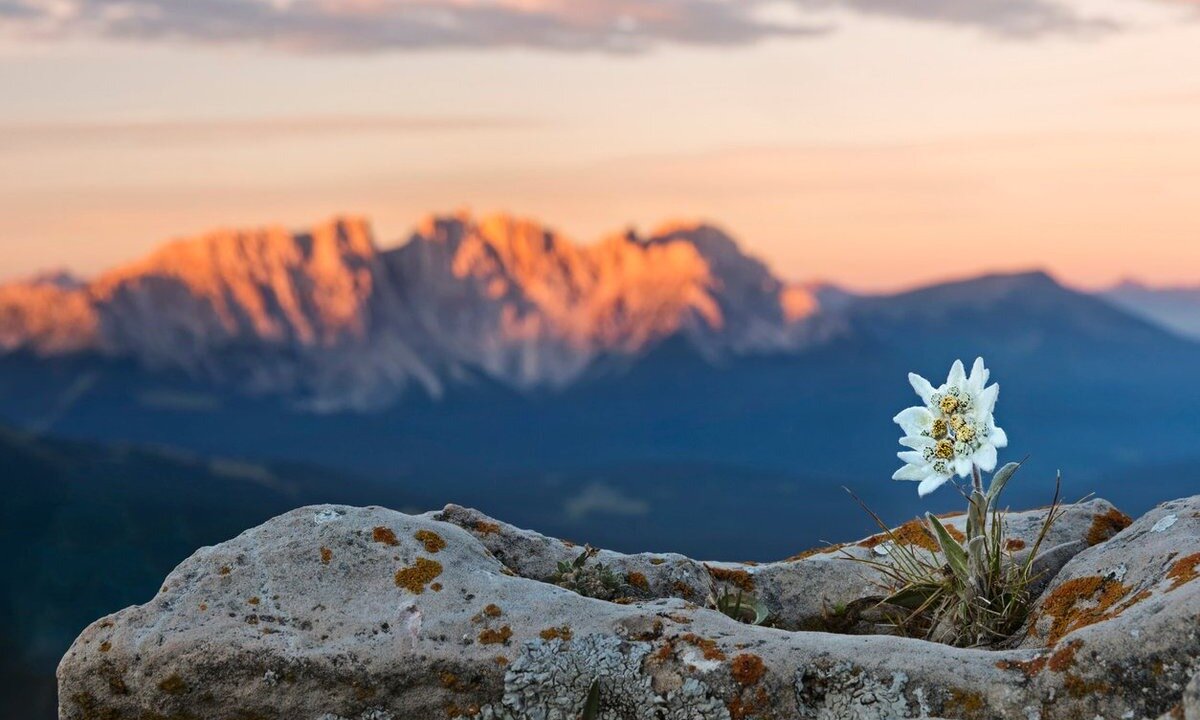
0, 213, 817, 410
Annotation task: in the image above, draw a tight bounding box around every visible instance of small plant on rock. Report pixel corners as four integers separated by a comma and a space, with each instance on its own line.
553, 546, 623, 600
853, 357, 1064, 647
709, 585, 770, 626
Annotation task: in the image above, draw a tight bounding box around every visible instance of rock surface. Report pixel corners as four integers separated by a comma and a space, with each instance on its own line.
59, 497, 1199, 720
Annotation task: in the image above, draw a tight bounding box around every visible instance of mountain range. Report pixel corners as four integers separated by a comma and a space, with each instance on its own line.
0, 213, 828, 411
1, 211, 1199, 542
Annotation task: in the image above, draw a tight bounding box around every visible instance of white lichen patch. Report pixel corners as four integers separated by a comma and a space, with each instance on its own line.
795, 662, 912, 720
1151, 515, 1178, 533
313, 508, 345, 524
479, 634, 729, 720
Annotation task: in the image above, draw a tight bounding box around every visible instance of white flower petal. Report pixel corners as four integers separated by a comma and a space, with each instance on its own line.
954, 457, 972, 478
908, 373, 937, 404
918, 474, 949, 497
893, 406, 933, 435
974, 443, 998, 472
967, 357, 989, 394
976, 383, 999, 417
900, 435, 934, 449
991, 425, 1008, 448
898, 451, 926, 465
946, 359, 966, 388
893, 464, 926, 481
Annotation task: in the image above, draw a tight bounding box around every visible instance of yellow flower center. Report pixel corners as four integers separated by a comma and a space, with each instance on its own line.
930, 418, 948, 439
934, 440, 955, 460
950, 414, 966, 432
957, 423, 976, 444
939, 395, 959, 414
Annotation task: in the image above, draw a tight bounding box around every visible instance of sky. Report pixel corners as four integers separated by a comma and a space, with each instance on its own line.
1, 0, 1199, 291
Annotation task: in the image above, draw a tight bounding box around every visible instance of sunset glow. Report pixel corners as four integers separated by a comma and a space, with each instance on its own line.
2, 0, 1200, 291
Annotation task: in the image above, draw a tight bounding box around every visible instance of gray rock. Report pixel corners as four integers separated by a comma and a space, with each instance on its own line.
58, 498, 1198, 720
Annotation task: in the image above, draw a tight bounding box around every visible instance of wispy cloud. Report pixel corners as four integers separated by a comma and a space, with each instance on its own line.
0, 0, 1117, 54
0, 114, 533, 147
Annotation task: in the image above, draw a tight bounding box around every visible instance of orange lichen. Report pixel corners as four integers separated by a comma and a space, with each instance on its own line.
493, 656, 509, 667
373, 526, 400, 546
626, 572, 650, 591
706, 565, 754, 592
671, 580, 693, 598
472, 520, 501, 535
1166, 552, 1200, 590
654, 641, 675, 661
996, 654, 1048, 677
218, 566, 231, 576
539, 626, 573, 641
680, 633, 726, 661
483, 604, 502, 618
1005, 538, 1027, 552
858, 519, 943, 552
248, 596, 260, 606
730, 653, 766, 686
786, 543, 843, 562
1047, 640, 1083, 672
727, 687, 770, 720
415, 530, 447, 553
649, 558, 666, 565
943, 688, 986, 719
478, 626, 513, 645
1040, 576, 1131, 644
198, 603, 207, 612
431, 583, 443, 592
158, 674, 187, 695
320, 547, 332, 565
98, 642, 111, 653
1086, 508, 1132, 546
394, 557, 444, 594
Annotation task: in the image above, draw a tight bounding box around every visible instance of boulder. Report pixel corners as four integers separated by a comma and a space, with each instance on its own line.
58, 498, 1199, 720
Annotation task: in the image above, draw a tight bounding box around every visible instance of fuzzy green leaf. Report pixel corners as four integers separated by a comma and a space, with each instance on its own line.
926, 513, 969, 582
987, 462, 1020, 503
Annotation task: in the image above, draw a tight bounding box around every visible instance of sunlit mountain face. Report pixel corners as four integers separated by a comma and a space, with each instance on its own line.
1, 210, 1198, 548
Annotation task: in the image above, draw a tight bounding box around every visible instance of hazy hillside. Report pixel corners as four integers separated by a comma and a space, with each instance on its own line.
0, 427, 428, 720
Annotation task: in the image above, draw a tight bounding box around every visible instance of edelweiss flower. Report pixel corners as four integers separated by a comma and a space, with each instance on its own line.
892, 357, 1008, 497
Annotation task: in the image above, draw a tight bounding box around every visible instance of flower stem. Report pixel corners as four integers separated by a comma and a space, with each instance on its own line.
971, 464, 983, 494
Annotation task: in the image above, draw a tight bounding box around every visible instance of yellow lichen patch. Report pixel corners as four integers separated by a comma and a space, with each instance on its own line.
539, 626, 573, 641
1167, 552, 1200, 590
730, 653, 766, 686
1005, 538, 1027, 552
649, 558, 666, 565
483, 604, 502, 618
1062, 673, 1111, 698
943, 688, 986, 720
680, 633, 726, 661
430, 583, 443, 592
626, 572, 650, 591
248, 596, 260, 606
320, 547, 332, 565
706, 565, 754, 592
472, 520, 501, 536
858, 519, 941, 552
373, 526, 400, 546
98, 641, 111, 653
478, 625, 512, 645
1086, 508, 1133, 546
1040, 576, 1131, 644
415, 529, 447, 553
158, 674, 188, 695
394, 557, 444, 594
